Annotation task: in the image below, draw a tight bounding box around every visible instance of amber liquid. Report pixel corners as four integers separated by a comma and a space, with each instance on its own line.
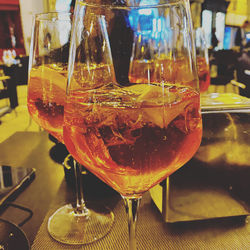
27, 65, 67, 142
129, 58, 196, 88
64, 84, 202, 197
197, 56, 210, 93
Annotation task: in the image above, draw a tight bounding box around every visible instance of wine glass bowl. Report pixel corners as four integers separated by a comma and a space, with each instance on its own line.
64, 84, 202, 198
65, 1, 202, 248
27, 12, 71, 142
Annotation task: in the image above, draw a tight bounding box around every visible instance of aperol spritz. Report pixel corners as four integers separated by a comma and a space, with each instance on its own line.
65, 1, 202, 249
64, 84, 202, 197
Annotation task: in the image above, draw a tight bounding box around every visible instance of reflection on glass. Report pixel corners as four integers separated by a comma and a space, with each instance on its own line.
195, 27, 210, 93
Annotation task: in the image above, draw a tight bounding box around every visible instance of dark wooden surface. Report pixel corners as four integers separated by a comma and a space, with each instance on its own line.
0, 131, 65, 244
0, 126, 250, 249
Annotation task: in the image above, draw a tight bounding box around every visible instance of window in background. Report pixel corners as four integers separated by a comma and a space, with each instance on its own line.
224, 26, 232, 49
246, 32, 250, 43
56, 0, 71, 12
55, 0, 72, 46
202, 10, 212, 48
215, 12, 225, 50
224, 26, 239, 49
128, 0, 173, 52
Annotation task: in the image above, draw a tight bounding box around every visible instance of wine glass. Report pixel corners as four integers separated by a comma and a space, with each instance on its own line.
64, 1, 202, 249
27, 12, 114, 245
195, 27, 210, 93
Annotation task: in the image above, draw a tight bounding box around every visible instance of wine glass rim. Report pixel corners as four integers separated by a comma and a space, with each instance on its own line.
34, 11, 72, 21
78, 0, 183, 9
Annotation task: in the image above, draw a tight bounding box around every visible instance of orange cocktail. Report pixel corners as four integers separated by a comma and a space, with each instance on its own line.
27, 65, 67, 142
129, 58, 197, 89
64, 84, 202, 197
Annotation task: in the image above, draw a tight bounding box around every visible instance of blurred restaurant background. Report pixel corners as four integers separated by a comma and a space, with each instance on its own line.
0, 0, 250, 141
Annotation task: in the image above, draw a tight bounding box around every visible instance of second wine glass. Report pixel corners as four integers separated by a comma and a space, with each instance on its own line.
65, 1, 202, 249
27, 11, 114, 245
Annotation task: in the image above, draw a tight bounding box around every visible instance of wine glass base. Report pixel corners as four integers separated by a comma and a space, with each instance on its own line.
47, 203, 114, 245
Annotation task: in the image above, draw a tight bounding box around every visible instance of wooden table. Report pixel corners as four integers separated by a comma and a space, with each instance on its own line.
0, 131, 249, 249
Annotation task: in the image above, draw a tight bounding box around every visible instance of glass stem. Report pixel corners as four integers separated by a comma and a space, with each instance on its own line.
123, 196, 142, 250
73, 159, 88, 216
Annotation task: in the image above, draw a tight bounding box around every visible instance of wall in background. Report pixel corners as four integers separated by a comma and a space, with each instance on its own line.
19, 0, 71, 55
19, 0, 45, 55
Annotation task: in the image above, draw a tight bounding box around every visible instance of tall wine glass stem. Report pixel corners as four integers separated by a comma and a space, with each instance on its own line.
48, 154, 114, 244
123, 197, 142, 250
73, 160, 89, 216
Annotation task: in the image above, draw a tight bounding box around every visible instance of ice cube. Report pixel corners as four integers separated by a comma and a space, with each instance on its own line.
137, 84, 179, 105
98, 106, 143, 146
129, 84, 187, 129
171, 102, 200, 134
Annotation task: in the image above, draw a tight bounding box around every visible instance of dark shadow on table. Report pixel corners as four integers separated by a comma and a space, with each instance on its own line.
48, 140, 120, 211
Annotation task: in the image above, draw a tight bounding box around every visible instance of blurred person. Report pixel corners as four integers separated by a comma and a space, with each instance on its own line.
44, 32, 51, 50
70, 0, 75, 13
236, 41, 250, 97
235, 20, 249, 49
211, 28, 218, 50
